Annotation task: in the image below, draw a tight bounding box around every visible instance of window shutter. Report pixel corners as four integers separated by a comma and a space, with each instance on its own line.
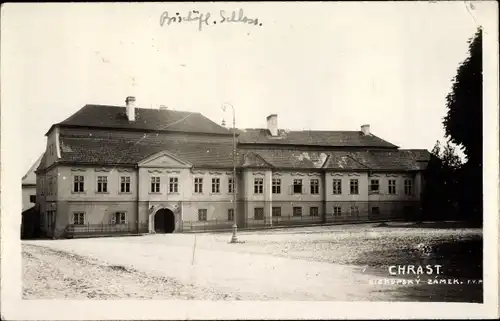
110, 213, 116, 224
124, 213, 128, 225
288, 185, 293, 195
302, 184, 307, 194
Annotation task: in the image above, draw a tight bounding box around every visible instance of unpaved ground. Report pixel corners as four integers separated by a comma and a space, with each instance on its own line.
23, 244, 241, 300
23, 222, 483, 302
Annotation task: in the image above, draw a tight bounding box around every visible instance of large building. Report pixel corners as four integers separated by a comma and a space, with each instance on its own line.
35, 97, 430, 238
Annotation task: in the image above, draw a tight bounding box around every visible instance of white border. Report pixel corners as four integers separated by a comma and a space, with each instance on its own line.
1, 1, 499, 319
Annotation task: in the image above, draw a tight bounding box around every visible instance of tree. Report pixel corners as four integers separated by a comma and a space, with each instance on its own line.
422, 141, 462, 221
443, 28, 482, 164
442, 27, 482, 223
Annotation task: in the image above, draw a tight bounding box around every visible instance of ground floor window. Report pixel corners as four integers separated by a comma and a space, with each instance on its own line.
371, 206, 380, 216
272, 207, 281, 217
73, 212, 85, 225
333, 206, 342, 217
293, 206, 302, 216
254, 207, 264, 220
47, 211, 55, 229
403, 205, 414, 215
228, 208, 234, 221
310, 207, 319, 216
198, 209, 207, 221
113, 212, 127, 224
29, 195, 36, 203
349, 206, 359, 216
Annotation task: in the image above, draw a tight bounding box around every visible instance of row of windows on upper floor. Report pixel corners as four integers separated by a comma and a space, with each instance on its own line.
41, 175, 414, 196
42, 175, 237, 195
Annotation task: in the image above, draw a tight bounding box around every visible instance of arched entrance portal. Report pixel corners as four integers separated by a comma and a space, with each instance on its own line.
154, 208, 175, 233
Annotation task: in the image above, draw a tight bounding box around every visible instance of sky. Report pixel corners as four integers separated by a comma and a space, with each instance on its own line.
1, 2, 486, 175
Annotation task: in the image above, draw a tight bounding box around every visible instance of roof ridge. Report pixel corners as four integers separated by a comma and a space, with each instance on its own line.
241, 127, 363, 133
84, 104, 199, 114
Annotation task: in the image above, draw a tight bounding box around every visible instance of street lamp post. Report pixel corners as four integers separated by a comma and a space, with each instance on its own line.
222, 103, 238, 243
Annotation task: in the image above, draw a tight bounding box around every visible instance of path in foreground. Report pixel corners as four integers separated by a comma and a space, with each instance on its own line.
23, 222, 483, 301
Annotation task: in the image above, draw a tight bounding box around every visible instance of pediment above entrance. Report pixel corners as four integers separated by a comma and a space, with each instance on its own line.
138, 151, 192, 169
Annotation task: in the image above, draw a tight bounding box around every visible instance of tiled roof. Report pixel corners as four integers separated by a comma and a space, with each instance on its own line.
52, 105, 233, 135
36, 104, 427, 172
23, 153, 44, 185
346, 150, 429, 171
252, 150, 329, 169
58, 133, 240, 168
41, 130, 428, 171
252, 149, 430, 171
36, 153, 47, 173
236, 128, 398, 148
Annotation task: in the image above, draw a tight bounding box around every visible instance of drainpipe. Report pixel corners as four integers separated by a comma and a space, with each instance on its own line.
136, 164, 140, 234
321, 170, 327, 224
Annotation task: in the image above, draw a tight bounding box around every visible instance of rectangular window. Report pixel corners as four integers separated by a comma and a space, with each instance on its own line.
228, 177, 235, 194
198, 209, 207, 221
73, 175, 84, 193
404, 179, 413, 196
293, 206, 302, 217
272, 178, 281, 194
254, 178, 264, 194
73, 212, 85, 225
212, 178, 220, 193
350, 206, 359, 217
310, 207, 319, 216
272, 207, 281, 217
332, 179, 342, 195
40, 180, 45, 196
120, 176, 131, 193
30, 195, 36, 203
404, 205, 414, 215
113, 212, 126, 224
194, 177, 203, 194
293, 179, 303, 194
169, 177, 179, 193
228, 208, 234, 221
254, 207, 264, 220
350, 179, 359, 195
97, 176, 108, 193
47, 211, 55, 229
369, 179, 379, 193
150, 176, 160, 193
310, 179, 319, 195
333, 206, 342, 217
388, 179, 396, 195
371, 206, 380, 215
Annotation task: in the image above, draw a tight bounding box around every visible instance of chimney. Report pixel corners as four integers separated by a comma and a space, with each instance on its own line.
159, 105, 168, 110
361, 124, 370, 136
125, 96, 136, 121
266, 114, 278, 136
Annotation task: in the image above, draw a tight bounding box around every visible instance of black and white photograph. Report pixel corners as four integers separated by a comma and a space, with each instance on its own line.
1, 1, 499, 320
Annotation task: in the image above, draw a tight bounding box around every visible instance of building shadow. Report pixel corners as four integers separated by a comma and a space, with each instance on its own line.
373, 221, 482, 229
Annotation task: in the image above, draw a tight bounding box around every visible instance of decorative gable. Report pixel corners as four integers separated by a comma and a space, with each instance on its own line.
241, 152, 274, 168
138, 151, 192, 168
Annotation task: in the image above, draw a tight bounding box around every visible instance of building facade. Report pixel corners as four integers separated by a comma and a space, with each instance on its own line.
35, 97, 430, 238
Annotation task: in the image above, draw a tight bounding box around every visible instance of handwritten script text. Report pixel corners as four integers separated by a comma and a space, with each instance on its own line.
160, 9, 262, 31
